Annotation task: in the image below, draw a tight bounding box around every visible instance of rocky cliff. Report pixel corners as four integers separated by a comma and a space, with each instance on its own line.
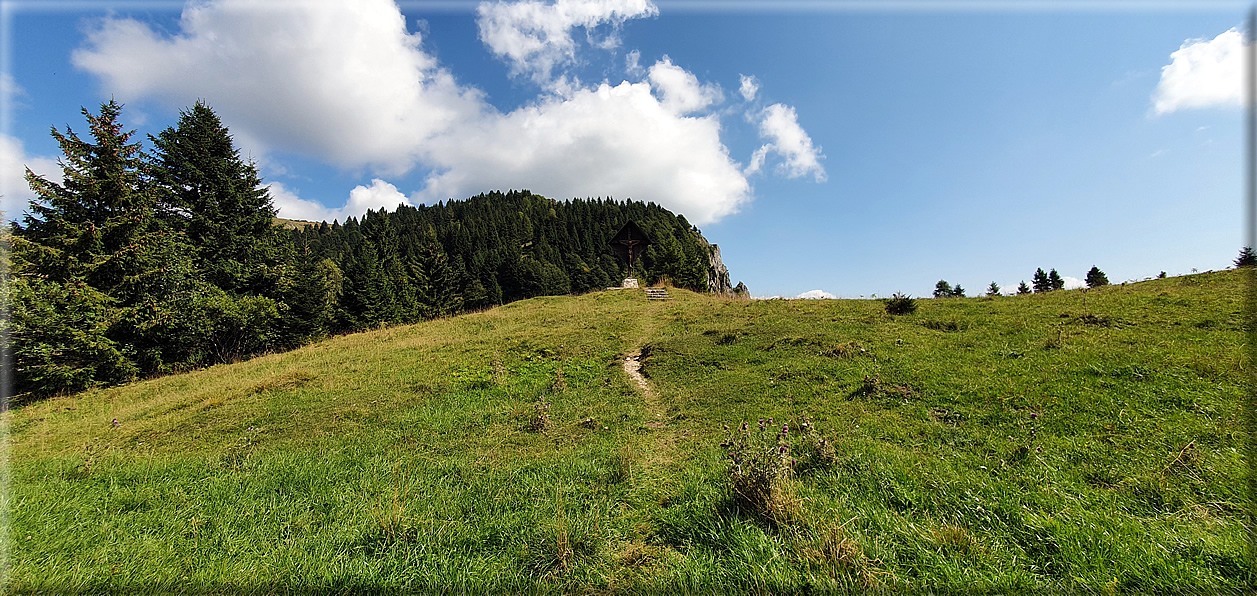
697, 233, 740, 295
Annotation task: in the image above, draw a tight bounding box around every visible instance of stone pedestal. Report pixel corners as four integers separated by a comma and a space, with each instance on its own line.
621, 277, 639, 289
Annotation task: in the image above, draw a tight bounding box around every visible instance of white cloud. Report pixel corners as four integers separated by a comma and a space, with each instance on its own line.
1, 134, 63, 221
71, 0, 816, 227
476, 0, 657, 89
625, 48, 643, 76
747, 103, 825, 182
797, 289, 835, 299
268, 178, 412, 223
739, 74, 758, 101
72, 0, 486, 176
1152, 26, 1245, 115
1064, 276, 1085, 290
1, 72, 24, 100
647, 56, 722, 115
415, 80, 751, 225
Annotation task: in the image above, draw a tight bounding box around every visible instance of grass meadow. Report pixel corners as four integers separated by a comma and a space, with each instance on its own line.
4, 270, 1251, 592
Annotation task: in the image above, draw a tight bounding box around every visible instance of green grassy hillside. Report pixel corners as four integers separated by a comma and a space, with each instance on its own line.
5, 271, 1250, 592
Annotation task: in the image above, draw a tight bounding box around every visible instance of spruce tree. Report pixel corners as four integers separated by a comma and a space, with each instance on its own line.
12, 101, 175, 392
1237, 247, 1256, 267
950, 284, 966, 298
18, 100, 163, 296
1017, 281, 1031, 295
1048, 269, 1065, 291
411, 239, 462, 318
934, 280, 953, 298
1085, 266, 1109, 288
1032, 268, 1050, 293
986, 281, 1000, 296
148, 101, 285, 296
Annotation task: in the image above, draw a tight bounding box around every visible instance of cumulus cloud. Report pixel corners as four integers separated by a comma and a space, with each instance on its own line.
416, 80, 750, 224
1, 72, 24, 100
625, 48, 643, 76
268, 178, 412, 223
1152, 26, 1245, 115
746, 103, 825, 182
796, 289, 835, 299
70, 0, 818, 225
476, 0, 657, 89
1, 134, 63, 220
1063, 276, 1085, 290
738, 74, 758, 101
72, 0, 485, 175
647, 56, 722, 115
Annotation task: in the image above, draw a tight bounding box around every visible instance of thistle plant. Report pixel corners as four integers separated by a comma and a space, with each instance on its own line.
719, 417, 799, 520
530, 401, 552, 433
794, 414, 838, 472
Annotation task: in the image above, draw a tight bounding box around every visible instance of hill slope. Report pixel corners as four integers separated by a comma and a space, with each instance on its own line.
6, 271, 1249, 592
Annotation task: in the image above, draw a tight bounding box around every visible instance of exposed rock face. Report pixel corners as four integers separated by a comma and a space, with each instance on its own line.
698, 233, 734, 295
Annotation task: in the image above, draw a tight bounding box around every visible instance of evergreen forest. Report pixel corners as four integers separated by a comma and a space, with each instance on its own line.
6, 101, 722, 398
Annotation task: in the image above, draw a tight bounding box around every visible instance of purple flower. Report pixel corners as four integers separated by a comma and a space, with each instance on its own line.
1030, 412, 1039, 419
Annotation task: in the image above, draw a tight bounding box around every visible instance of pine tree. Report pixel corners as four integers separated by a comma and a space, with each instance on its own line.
17, 100, 164, 296
934, 280, 953, 298
148, 101, 285, 297
1085, 266, 1109, 288
1237, 247, 1257, 267
951, 284, 966, 298
1016, 281, 1031, 295
1048, 269, 1065, 291
411, 239, 462, 318
986, 281, 1000, 296
11, 101, 179, 392
1032, 268, 1051, 293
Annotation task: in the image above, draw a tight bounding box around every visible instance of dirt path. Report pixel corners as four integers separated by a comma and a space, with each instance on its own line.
622, 297, 679, 446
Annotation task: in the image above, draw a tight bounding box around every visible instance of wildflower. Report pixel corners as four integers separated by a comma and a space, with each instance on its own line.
1030, 412, 1039, 419
111, 418, 119, 428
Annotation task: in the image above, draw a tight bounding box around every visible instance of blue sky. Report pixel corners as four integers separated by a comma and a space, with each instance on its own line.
0, 0, 1247, 298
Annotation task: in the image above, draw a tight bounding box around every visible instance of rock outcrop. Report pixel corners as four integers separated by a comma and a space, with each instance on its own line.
697, 233, 735, 295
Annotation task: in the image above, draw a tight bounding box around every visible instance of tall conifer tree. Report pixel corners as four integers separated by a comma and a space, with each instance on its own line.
148, 101, 285, 296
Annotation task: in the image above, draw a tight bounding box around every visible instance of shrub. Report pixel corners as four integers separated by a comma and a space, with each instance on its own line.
883, 293, 917, 316
529, 401, 552, 432
720, 418, 799, 521
795, 414, 838, 473
719, 415, 839, 520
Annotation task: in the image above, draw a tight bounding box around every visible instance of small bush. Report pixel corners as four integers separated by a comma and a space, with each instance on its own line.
719, 415, 839, 520
529, 401, 552, 433
883, 293, 917, 316
795, 414, 838, 473
720, 418, 799, 521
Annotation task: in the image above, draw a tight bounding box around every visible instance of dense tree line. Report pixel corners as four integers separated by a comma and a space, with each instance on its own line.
7, 102, 716, 398
285, 190, 713, 334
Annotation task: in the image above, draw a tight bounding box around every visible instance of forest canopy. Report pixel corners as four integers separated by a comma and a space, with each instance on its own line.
7, 101, 723, 399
